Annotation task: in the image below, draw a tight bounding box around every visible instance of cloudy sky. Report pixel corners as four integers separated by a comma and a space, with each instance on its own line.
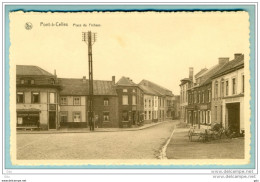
10, 11, 249, 94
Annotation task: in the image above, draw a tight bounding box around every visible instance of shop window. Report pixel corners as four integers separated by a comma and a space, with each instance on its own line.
73, 112, 81, 122
60, 112, 68, 123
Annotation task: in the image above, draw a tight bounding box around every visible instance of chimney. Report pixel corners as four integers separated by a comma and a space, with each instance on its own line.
189, 67, 193, 80
112, 76, 115, 84
218, 57, 229, 65
54, 69, 57, 79
234, 53, 243, 60
83, 76, 86, 83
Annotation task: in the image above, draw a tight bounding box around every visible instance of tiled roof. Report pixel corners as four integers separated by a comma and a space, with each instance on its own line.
59, 78, 117, 96
195, 68, 208, 78
116, 76, 137, 86
138, 84, 160, 96
199, 63, 227, 86
16, 65, 53, 76
211, 55, 244, 79
139, 79, 174, 97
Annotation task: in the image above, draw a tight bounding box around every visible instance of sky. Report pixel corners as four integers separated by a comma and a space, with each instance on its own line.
10, 11, 249, 95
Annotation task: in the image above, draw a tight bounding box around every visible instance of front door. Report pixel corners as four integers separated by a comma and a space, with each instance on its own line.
49, 111, 56, 129
132, 111, 136, 125
226, 103, 240, 133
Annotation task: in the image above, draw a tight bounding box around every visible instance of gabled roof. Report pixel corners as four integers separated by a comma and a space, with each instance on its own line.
139, 79, 174, 97
138, 84, 161, 96
116, 76, 137, 86
59, 78, 117, 96
211, 55, 244, 79
198, 63, 227, 86
195, 68, 208, 78
16, 65, 53, 76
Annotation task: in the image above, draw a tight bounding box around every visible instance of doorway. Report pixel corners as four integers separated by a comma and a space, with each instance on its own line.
49, 111, 56, 129
226, 103, 240, 133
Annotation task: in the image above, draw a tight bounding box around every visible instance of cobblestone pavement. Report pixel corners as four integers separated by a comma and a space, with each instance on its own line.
17, 120, 177, 160
166, 129, 245, 159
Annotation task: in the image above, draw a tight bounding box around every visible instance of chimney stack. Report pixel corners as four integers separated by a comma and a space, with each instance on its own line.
189, 67, 193, 80
218, 57, 229, 65
112, 76, 115, 84
234, 53, 243, 60
83, 76, 86, 83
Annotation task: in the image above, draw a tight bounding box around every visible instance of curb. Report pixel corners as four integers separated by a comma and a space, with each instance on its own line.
17, 121, 169, 134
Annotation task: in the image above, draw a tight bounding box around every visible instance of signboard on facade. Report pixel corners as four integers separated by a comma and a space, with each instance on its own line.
199, 105, 208, 110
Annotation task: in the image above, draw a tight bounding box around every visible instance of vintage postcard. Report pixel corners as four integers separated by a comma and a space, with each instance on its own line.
9, 11, 251, 166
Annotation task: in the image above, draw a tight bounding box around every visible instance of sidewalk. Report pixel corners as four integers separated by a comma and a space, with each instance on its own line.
166, 125, 245, 159
17, 121, 167, 134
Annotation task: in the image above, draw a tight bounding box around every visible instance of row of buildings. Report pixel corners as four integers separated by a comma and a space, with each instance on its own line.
180, 53, 245, 134
16, 65, 180, 130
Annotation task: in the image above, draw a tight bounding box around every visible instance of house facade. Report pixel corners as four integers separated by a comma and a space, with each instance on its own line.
187, 58, 228, 127
139, 79, 174, 121
179, 67, 194, 123
16, 65, 61, 130
116, 77, 144, 128
211, 54, 244, 133
59, 76, 118, 128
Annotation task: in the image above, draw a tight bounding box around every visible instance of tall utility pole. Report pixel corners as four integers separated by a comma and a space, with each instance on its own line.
82, 31, 97, 131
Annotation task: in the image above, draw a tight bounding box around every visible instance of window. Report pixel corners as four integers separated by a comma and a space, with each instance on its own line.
132, 95, 136, 105
242, 75, 245, 93
198, 92, 200, 103
215, 81, 218, 98
49, 93, 55, 104
132, 89, 136, 93
17, 92, 24, 103
123, 89, 127, 92
221, 81, 224, 97
226, 80, 229, 96
208, 90, 211, 102
122, 111, 128, 121
73, 112, 81, 122
122, 95, 128, 105
202, 92, 205, 103
194, 91, 197, 103
30, 80, 35, 84
60, 97, 67, 105
149, 99, 151, 107
21, 79, 24, 84
103, 112, 110, 121
155, 99, 157, 107
32, 92, 40, 103
60, 112, 68, 122
104, 98, 109, 106
149, 111, 151, 120
215, 106, 217, 121
50, 78, 55, 85
144, 99, 147, 108
73, 97, 80, 105
232, 78, 236, 94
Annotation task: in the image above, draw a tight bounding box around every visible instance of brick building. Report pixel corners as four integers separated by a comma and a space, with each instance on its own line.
59, 76, 118, 128
116, 77, 144, 128
16, 65, 61, 130
187, 58, 229, 127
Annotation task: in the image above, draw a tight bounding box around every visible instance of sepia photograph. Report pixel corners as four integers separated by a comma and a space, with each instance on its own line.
8, 10, 251, 166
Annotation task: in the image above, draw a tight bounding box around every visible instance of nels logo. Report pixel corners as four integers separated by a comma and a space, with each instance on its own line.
25, 22, 33, 30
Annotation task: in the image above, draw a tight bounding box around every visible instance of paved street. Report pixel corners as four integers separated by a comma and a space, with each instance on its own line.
17, 120, 177, 160
166, 128, 245, 159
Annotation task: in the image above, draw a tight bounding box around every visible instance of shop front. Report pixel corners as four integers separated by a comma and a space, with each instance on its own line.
17, 109, 41, 129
